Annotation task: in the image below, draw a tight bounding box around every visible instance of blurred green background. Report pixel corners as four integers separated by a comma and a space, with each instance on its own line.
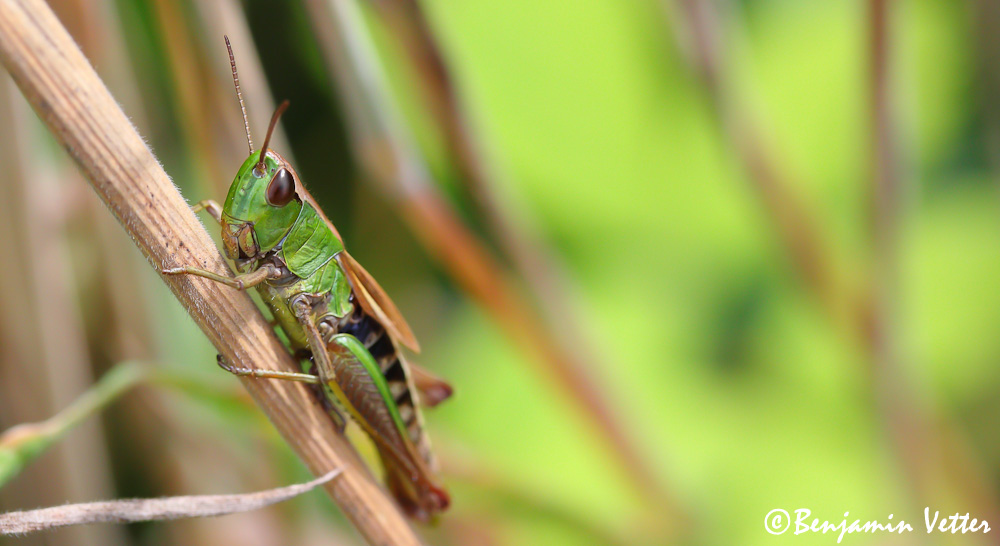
1, 0, 998, 545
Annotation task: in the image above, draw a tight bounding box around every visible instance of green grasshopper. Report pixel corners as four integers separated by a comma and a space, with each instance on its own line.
163, 37, 451, 519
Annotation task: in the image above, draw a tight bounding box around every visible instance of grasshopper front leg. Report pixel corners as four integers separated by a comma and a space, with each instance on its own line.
161, 263, 279, 290
192, 199, 224, 224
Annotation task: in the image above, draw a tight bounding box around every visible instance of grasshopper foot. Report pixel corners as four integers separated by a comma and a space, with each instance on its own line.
216, 354, 235, 373
216, 354, 254, 376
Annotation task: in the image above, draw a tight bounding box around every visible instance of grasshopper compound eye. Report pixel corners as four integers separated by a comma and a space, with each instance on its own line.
266, 168, 295, 206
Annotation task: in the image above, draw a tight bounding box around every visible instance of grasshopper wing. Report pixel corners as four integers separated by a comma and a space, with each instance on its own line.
337, 251, 421, 352
325, 335, 449, 518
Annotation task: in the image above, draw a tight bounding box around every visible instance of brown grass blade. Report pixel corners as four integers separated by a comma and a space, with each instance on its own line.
0, 470, 340, 535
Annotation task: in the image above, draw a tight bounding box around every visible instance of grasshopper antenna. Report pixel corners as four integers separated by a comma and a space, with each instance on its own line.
258, 100, 289, 172
225, 35, 253, 154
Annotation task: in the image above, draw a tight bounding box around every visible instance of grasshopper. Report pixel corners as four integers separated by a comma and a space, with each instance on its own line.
163, 37, 451, 519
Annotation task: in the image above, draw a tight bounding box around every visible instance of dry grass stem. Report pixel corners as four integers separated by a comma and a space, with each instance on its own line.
0, 470, 341, 535
0, 1, 423, 543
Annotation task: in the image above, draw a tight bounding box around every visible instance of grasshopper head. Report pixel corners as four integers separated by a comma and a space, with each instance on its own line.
221, 149, 302, 266
219, 60, 299, 268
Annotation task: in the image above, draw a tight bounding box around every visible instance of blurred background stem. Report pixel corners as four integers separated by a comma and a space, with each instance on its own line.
0, 72, 125, 546
0, 362, 147, 488
668, 0, 1000, 533
867, 0, 1000, 531
667, 0, 854, 332
303, 0, 684, 530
